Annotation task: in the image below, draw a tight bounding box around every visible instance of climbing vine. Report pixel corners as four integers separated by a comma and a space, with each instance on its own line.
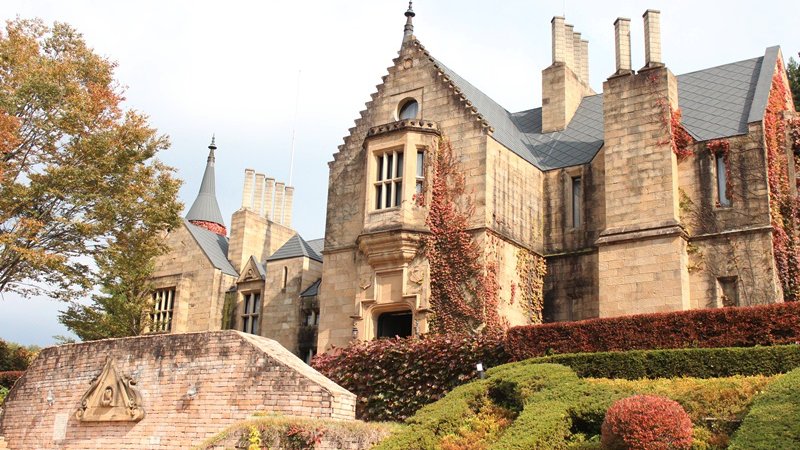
670, 107, 695, 159
422, 138, 503, 335
515, 248, 546, 324
764, 63, 800, 301
706, 138, 733, 206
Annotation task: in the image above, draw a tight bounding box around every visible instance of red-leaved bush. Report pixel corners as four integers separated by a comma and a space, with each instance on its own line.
601, 395, 693, 450
506, 302, 800, 360
311, 334, 508, 421
0, 370, 24, 389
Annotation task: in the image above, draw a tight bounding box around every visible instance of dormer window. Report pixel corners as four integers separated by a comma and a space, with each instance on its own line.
398, 99, 419, 120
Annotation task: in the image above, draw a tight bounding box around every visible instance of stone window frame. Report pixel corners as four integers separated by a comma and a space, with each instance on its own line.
716, 276, 739, 307
714, 153, 732, 208
397, 97, 420, 120
149, 287, 175, 333
241, 291, 261, 334
374, 148, 405, 210
564, 166, 584, 230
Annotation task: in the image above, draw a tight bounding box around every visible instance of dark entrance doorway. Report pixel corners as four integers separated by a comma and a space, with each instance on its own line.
377, 311, 413, 338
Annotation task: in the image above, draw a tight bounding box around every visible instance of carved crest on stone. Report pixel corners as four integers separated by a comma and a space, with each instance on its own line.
75, 358, 145, 422
408, 264, 425, 285
359, 274, 372, 290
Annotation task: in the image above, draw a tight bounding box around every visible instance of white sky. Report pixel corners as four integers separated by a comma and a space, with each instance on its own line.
1, 0, 798, 346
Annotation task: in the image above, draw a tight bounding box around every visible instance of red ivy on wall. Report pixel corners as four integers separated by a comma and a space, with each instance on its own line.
764, 63, 800, 301
706, 138, 733, 205
670, 107, 695, 160
422, 138, 503, 335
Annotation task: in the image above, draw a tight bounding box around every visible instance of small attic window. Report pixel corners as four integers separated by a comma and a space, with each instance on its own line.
398, 99, 419, 120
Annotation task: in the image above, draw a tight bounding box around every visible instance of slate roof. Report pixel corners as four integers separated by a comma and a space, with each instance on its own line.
300, 278, 322, 297
186, 146, 226, 226
183, 219, 238, 276
267, 235, 323, 263
429, 46, 780, 171
306, 238, 324, 257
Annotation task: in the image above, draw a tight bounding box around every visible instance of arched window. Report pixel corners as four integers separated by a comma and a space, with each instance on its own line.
398, 99, 419, 120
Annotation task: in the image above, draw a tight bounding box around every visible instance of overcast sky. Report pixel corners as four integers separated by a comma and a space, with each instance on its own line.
1, 0, 798, 346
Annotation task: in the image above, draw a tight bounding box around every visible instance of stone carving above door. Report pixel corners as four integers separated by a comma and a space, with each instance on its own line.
75, 358, 145, 422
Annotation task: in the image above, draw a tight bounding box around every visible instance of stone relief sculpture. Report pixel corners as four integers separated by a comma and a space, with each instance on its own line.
75, 358, 145, 422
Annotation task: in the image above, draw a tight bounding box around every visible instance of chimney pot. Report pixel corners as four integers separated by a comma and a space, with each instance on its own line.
264, 178, 275, 220
241, 169, 255, 210
254, 173, 266, 217
572, 32, 583, 81
581, 39, 590, 84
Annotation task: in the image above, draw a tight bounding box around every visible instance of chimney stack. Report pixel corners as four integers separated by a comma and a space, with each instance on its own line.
264, 177, 275, 220
551, 16, 566, 64
241, 169, 255, 209
254, 173, 265, 216
274, 181, 286, 225
572, 31, 583, 82
613, 18, 632, 75
643, 9, 663, 68
580, 39, 590, 83
564, 24, 575, 69
541, 16, 594, 133
283, 186, 294, 227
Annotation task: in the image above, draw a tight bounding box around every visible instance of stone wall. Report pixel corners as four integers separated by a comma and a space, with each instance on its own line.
0, 331, 355, 450
261, 257, 323, 354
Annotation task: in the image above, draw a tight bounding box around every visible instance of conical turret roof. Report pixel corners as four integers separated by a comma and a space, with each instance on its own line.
186, 136, 226, 227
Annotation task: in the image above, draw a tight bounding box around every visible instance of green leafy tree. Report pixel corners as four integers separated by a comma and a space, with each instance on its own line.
788, 55, 800, 112
0, 18, 182, 307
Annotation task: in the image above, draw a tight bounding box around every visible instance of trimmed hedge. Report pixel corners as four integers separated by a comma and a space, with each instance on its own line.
506, 302, 800, 360
312, 334, 508, 421
729, 367, 800, 449
525, 345, 800, 379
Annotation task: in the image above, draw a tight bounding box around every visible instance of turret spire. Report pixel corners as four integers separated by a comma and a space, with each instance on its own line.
403, 1, 415, 44
186, 135, 227, 236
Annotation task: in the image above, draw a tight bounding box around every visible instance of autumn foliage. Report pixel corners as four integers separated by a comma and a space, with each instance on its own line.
505, 301, 800, 360
422, 138, 503, 335
764, 62, 800, 301
601, 395, 693, 450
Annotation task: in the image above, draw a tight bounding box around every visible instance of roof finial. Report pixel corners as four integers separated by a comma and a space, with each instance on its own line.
403, 1, 415, 44
207, 134, 217, 162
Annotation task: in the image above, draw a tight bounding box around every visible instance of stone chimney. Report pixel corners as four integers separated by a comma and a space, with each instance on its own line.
264, 177, 275, 220
598, 11, 687, 319
613, 18, 632, 75
643, 9, 663, 68
241, 169, 255, 210
274, 181, 286, 225
283, 186, 294, 227
254, 172, 265, 216
541, 16, 594, 133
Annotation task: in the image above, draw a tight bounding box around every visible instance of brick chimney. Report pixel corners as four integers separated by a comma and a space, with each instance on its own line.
643, 9, 663, 68
541, 16, 594, 133
613, 17, 632, 75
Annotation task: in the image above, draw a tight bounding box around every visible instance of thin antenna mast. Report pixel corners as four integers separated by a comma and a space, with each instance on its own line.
288, 69, 301, 186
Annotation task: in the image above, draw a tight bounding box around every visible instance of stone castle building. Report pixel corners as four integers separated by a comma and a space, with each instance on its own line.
150, 6, 798, 356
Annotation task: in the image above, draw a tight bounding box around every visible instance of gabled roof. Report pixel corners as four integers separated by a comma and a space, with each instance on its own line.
424, 43, 780, 170
266, 234, 323, 263
183, 219, 238, 276
237, 255, 266, 282
300, 278, 322, 297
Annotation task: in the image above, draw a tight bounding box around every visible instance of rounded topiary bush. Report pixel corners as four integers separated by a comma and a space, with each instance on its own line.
601, 395, 693, 450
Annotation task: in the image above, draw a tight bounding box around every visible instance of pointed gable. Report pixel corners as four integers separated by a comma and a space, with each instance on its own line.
238, 255, 266, 283
267, 235, 322, 263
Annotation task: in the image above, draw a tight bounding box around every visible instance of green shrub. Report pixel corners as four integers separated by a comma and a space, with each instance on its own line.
601, 395, 693, 450
729, 367, 800, 449
526, 345, 800, 379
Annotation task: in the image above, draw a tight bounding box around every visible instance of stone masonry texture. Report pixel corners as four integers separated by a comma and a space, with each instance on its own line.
0, 331, 355, 450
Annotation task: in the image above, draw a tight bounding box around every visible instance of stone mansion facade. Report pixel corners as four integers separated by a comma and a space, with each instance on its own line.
150, 6, 798, 357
